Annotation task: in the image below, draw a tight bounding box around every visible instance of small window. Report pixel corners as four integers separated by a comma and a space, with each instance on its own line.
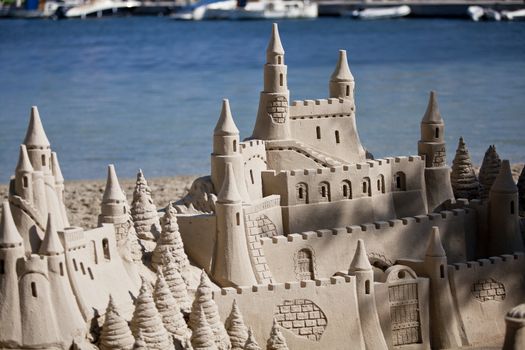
88, 267, 94, 280
362, 178, 371, 197
0, 260, 4, 274
440, 265, 445, 279
236, 212, 240, 226
511, 201, 515, 215
335, 130, 340, 144
233, 140, 237, 152
365, 280, 370, 295
316, 126, 321, 139
342, 181, 352, 199
102, 238, 110, 260
73, 259, 78, 271
377, 179, 381, 191
346, 85, 350, 97
23, 176, 28, 188
319, 182, 330, 202
31, 282, 37, 298
80, 262, 86, 275
394, 172, 407, 191
278, 56, 282, 64
296, 183, 308, 204
363, 182, 367, 193
123, 207, 126, 214
279, 73, 283, 87
435, 128, 439, 139
59, 262, 64, 276
41, 155, 46, 166
250, 169, 254, 185
299, 187, 304, 199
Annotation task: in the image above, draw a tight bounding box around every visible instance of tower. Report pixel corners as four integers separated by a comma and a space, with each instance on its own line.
0, 201, 24, 345
212, 163, 256, 287
503, 304, 525, 350
14, 144, 34, 203
329, 49, 355, 103
417, 91, 454, 211
252, 23, 291, 141
487, 160, 524, 255
51, 152, 69, 227
23, 106, 52, 175
98, 165, 130, 240
348, 239, 388, 350
423, 227, 462, 349
211, 99, 250, 202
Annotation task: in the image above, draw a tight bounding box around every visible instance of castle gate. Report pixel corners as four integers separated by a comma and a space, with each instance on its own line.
388, 282, 422, 346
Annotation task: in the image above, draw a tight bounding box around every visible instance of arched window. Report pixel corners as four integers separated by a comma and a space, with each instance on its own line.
102, 238, 110, 261
249, 169, 254, 184
511, 201, 515, 215
0, 259, 4, 274
335, 130, 340, 144
23, 176, 28, 188
394, 172, 407, 191
123, 206, 126, 214
31, 282, 37, 297
296, 248, 314, 280
296, 183, 308, 204
377, 175, 385, 194
41, 155, 46, 166
279, 73, 283, 87
440, 265, 445, 278
346, 85, 350, 97
233, 140, 237, 152
342, 180, 352, 199
319, 182, 330, 202
59, 262, 64, 276
362, 177, 371, 197
236, 212, 240, 226
278, 56, 282, 64
316, 126, 321, 139
435, 127, 440, 139
365, 280, 370, 294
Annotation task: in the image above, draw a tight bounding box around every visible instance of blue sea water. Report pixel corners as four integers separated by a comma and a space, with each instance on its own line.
0, 17, 524, 181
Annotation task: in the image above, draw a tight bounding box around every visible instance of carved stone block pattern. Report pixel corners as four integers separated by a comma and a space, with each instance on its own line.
388, 283, 422, 346
267, 96, 288, 124
245, 213, 275, 284
274, 299, 327, 341
432, 147, 446, 167
471, 278, 506, 302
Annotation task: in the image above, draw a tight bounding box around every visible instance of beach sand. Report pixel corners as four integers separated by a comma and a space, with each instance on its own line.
0, 164, 522, 229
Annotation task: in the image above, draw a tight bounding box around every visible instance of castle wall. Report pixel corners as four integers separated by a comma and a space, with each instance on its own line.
241, 140, 268, 202
10, 199, 45, 253
213, 276, 366, 349
266, 149, 322, 172
448, 252, 525, 347
178, 213, 216, 273
289, 98, 366, 164
260, 209, 473, 283
0, 247, 24, 346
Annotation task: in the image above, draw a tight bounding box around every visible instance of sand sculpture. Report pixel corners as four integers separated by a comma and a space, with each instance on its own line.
0, 23, 524, 350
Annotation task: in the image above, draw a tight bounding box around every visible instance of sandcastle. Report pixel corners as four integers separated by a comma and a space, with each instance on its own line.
0, 23, 524, 350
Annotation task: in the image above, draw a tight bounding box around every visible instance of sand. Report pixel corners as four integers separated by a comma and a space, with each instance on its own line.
0, 163, 522, 229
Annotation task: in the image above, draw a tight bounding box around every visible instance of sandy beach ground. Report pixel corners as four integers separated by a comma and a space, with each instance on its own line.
0, 164, 523, 229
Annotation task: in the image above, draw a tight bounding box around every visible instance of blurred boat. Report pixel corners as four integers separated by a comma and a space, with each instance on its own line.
57, 0, 140, 18
170, 0, 236, 20
502, 8, 525, 20
344, 5, 411, 20
467, 6, 501, 21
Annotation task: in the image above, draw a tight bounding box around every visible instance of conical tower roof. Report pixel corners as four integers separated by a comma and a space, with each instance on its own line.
102, 164, 127, 202
16, 144, 34, 173
24, 106, 50, 148
349, 239, 372, 272
214, 99, 239, 136
266, 23, 285, 57
0, 201, 23, 246
330, 50, 354, 82
39, 213, 64, 255
217, 163, 242, 204
421, 91, 443, 125
425, 227, 446, 258
490, 160, 517, 194
51, 152, 64, 183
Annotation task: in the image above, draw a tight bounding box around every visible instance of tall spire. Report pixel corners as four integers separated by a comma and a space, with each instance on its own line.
214, 99, 239, 136
349, 239, 372, 272
39, 213, 64, 256
0, 201, 23, 247
479, 145, 502, 200
24, 106, 50, 148
490, 160, 517, 194
330, 50, 354, 82
217, 163, 241, 204
266, 23, 285, 62
426, 227, 446, 258
51, 152, 64, 184
103, 164, 127, 202
421, 91, 443, 124
15, 144, 33, 173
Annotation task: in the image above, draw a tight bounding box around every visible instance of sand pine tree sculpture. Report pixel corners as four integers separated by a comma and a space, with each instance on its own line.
153, 269, 192, 347
163, 256, 192, 314
132, 330, 148, 350
131, 169, 161, 241
99, 295, 135, 350
191, 305, 218, 350
225, 300, 249, 350
131, 278, 172, 350
189, 271, 231, 350
244, 328, 261, 350
151, 202, 190, 276
450, 137, 480, 200
518, 165, 525, 215
479, 145, 502, 200
266, 319, 289, 350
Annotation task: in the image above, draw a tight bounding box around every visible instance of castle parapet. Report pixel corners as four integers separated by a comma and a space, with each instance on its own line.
289, 98, 353, 119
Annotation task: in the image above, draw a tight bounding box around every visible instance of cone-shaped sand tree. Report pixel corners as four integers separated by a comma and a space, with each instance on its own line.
225, 300, 249, 350
266, 319, 288, 350
99, 295, 135, 350
163, 256, 192, 314
479, 145, 502, 200
131, 169, 161, 241
450, 137, 480, 200
191, 305, 218, 350
132, 330, 148, 350
244, 328, 261, 350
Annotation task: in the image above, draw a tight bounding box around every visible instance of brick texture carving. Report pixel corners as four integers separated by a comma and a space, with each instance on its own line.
274, 299, 327, 342
245, 213, 275, 284
432, 147, 446, 167
268, 96, 288, 124
471, 278, 506, 302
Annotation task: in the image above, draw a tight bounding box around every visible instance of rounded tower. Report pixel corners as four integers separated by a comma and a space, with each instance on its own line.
503, 304, 525, 350
487, 160, 524, 255
213, 163, 256, 287
252, 23, 291, 141
329, 49, 355, 102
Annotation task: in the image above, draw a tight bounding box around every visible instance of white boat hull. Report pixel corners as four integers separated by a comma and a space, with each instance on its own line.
347, 5, 411, 20
64, 0, 140, 18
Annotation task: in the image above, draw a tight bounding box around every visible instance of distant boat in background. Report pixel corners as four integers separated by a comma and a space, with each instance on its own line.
502, 8, 525, 20
467, 6, 502, 21
56, 0, 140, 18
343, 5, 411, 20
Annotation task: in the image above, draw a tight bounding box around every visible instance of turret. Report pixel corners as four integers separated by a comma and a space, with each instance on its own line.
0, 201, 24, 345
423, 227, 462, 349
15, 144, 34, 202
487, 160, 524, 255
39, 214, 64, 256
329, 49, 355, 102
99, 164, 129, 223
211, 99, 250, 202
348, 239, 388, 350
51, 152, 69, 227
212, 163, 256, 287
252, 23, 291, 141
503, 304, 525, 350
23, 106, 52, 175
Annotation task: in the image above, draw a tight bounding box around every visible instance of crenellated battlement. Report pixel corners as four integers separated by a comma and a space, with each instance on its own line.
289, 98, 354, 119
21, 254, 48, 277
450, 252, 524, 272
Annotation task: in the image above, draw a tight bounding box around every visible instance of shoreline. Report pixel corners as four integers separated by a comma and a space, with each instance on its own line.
0, 163, 522, 229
